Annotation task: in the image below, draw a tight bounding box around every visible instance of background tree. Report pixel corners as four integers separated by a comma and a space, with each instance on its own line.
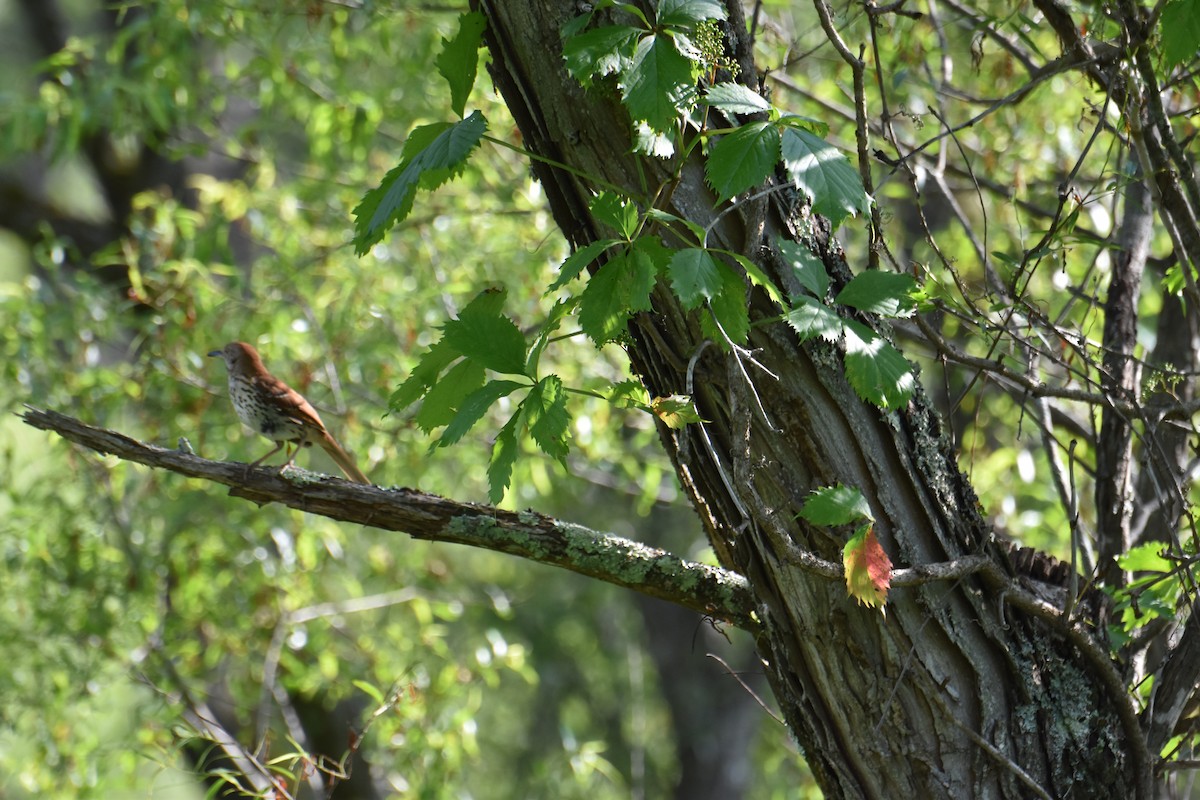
3, 0, 1200, 798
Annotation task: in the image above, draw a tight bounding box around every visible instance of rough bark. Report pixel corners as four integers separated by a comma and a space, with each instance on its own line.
473, 1, 1149, 797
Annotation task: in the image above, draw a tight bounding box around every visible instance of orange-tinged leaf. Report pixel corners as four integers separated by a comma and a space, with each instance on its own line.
843, 525, 892, 610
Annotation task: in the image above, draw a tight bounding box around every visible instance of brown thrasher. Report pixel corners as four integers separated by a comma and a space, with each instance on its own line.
208, 342, 370, 484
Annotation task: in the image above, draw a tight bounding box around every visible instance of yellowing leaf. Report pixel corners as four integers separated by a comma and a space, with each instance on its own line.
843, 526, 892, 611
650, 395, 703, 428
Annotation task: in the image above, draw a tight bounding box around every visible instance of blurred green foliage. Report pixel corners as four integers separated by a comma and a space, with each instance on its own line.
0, 1, 790, 797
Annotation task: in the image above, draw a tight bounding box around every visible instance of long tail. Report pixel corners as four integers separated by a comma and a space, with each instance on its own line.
317, 430, 370, 484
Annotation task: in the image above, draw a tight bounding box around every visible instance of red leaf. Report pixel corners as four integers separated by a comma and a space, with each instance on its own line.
843, 526, 892, 610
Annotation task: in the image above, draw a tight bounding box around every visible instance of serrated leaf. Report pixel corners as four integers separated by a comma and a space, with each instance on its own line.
389, 337, 459, 412
591, 192, 640, 240
783, 295, 844, 342
668, 247, 722, 308
488, 413, 522, 504
1117, 543, 1172, 573
633, 121, 677, 157
778, 113, 829, 138
436, 11, 487, 118
550, 238, 621, 290
645, 207, 706, 245
563, 24, 641, 85
436, 379, 527, 449
706, 121, 779, 202
415, 359, 486, 432
623, 33, 698, 132
1161, 0, 1200, 68
843, 525, 892, 610
702, 82, 771, 114
353, 111, 488, 254
843, 320, 916, 410
657, 0, 728, 26
778, 238, 830, 298
725, 251, 784, 304
443, 306, 528, 375
527, 375, 570, 464
578, 248, 657, 344
799, 483, 874, 526
780, 126, 869, 229
835, 271, 918, 317
650, 395, 703, 428
608, 379, 651, 409
526, 298, 576, 376
702, 263, 749, 346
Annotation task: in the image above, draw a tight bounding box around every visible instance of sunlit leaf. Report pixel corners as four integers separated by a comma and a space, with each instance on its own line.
353, 111, 488, 253
527, 375, 570, 464
436, 379, 528, 449
799, 483, 874, 526
622, 34, 698, 132
835, 271, 917, 318
779, 126, 869, 229
843, 320, 915, 410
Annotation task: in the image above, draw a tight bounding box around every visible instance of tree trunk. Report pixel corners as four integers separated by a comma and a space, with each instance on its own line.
473, 1, 1148, 797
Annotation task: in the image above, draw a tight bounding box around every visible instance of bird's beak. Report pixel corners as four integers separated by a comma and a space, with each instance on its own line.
207, 349, 223, 358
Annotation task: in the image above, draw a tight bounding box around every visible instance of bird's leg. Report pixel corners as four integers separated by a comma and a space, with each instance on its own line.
279, 441, 302, 472
250, 441, 286, 469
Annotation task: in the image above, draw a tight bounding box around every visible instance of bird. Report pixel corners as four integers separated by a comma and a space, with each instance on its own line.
208, 341, 370, 484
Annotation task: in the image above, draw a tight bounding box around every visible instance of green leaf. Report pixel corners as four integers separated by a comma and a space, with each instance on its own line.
591, 192, 640, 239
526, 298, 576, 376
799, 483, 874, 525
702, 263, 749, 346
657, 0, 728, 26
778, 238, 830, 298
650, 394, 704, 428
563, 24, 641, 85
646, 207, 706, 244
843, 320, 916, 410
389, 338, 459, 412
783, 295, 844, 342
702, 82, 771, 114
778, 113, 829, 138
1117, 543, 1172, 573
724, 251, 784, 304
352, 681, 386, 706
415, 359, 486, 432
1161, 0, 1200, 68
578, 248, 656, 344
608, 379, 651, 409
442, 306, 528, 376
706, 121, 780, 202
780, 126, 869, 229
353, 111, 488, 254
436, 379, 527, 449
633, 121, 677, 157
550, 239, 622, 290
667, 247, 722, 308
488, 412, 522, 504
526, 375, 570, 464
435, 11, 487, 118
622, 33, 698, 132
835, 271, 918, 317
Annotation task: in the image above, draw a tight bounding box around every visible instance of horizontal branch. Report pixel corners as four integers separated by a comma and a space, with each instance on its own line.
21, 407, 756, 629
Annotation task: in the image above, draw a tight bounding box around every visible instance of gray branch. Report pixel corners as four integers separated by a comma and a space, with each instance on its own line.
21, 407, 756, 630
